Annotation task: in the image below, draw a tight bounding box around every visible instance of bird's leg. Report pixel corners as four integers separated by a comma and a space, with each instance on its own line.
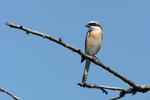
82, 73, 88, 83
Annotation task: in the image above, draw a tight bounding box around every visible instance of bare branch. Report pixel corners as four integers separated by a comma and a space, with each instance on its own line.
5, 22, 150, 99
5, 22, 136, 87
78, 83, 128, 100
0, 87, 21, 100
78, 83, 127, 92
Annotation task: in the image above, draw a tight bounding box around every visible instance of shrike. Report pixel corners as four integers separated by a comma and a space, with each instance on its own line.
81, 21, 103, 83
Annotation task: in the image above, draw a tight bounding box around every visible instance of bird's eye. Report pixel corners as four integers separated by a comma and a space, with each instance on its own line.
95, 23, 100, 27
89, 23, 96, 26
93, 23, 97, 26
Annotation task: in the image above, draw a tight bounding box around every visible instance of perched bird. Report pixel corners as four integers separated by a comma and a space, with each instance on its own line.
81, 21, 103, 83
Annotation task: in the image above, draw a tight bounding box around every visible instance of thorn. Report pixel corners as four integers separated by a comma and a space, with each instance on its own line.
77, 49, 81, 52
20, 25, 23, 29
58, 38, 62, 42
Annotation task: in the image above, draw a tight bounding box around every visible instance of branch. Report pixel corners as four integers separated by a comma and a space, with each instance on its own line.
78, 83, 127, 91
0, 87, 21, 100
5, 22, 150, 99
4, 22, 136, 87
78, 83, 150, 100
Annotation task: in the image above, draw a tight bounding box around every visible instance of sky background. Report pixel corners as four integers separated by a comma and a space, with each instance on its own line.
0, 0, 150, 100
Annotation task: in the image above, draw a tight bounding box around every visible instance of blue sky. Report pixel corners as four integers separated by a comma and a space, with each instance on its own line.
0, 0, 150, 100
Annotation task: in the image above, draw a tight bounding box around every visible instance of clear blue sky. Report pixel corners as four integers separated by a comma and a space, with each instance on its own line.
0, 0, 150, 100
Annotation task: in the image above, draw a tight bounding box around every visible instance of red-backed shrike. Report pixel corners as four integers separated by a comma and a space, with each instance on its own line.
81, 21, 103, 83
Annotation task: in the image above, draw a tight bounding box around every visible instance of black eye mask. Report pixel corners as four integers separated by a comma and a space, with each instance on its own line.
88, 23, 100, 27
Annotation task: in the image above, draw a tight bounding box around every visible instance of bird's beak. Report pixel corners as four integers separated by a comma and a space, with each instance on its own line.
85, 24, 90, 27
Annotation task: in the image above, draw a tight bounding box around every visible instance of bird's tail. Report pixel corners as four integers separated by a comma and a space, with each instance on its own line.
82, 59, 91, 83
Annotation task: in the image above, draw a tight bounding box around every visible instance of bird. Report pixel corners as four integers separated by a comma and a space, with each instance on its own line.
81, 21, 103, 83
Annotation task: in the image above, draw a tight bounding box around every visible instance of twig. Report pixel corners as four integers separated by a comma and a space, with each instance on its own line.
78, 83, 108, 94
78, 83, 127, 92
0, 87, 21, 100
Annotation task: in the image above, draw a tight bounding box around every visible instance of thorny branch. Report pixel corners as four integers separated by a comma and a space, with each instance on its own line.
5, 22, 150, 100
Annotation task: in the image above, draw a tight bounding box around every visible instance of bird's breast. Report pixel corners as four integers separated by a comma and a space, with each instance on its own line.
85, 30, 103, 55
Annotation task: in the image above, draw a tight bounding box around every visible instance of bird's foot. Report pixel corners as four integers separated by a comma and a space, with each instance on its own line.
93, 55, 99, 60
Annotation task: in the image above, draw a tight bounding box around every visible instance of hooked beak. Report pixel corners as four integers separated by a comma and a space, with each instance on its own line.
85, 24, 90, 27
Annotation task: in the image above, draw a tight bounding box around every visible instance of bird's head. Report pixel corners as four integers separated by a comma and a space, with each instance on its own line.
85, 21, 102, 31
